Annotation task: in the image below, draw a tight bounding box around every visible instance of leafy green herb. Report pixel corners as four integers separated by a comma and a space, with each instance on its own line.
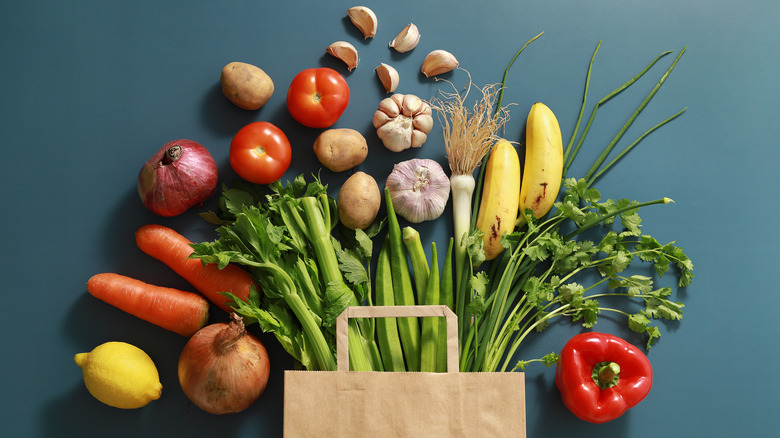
457, 43, 694, 372
512, 352, 559, 372
193, 175, 381, 371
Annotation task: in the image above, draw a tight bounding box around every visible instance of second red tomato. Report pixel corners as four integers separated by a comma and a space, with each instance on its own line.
286, 67, 350, 128
229, 121, 291, 185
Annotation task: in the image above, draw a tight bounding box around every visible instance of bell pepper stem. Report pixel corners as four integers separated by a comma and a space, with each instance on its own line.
593, 361, 621, 389
598, 362, 620, 383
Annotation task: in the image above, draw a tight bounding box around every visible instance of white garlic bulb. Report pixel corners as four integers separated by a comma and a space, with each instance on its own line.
373, 93, 433, 152
386, 158, 450, 223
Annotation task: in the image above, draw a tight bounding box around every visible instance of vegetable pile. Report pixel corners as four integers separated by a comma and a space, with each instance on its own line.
77, 4, 695, 426
196, 177, 378, 371
456, 43, 692, 375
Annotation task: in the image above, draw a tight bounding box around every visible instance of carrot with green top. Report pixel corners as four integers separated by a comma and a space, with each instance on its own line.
87, 273, 209, 337
135, 224, 254, 313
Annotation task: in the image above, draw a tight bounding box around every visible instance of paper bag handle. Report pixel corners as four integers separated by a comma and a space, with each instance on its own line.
336, 305, 459, 373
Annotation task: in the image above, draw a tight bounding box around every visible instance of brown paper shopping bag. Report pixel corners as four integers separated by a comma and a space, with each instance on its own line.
284, 305, 526, 438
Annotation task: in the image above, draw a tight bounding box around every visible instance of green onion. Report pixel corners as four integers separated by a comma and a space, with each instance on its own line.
436, 238, 454, 372
460, 45, 692, 372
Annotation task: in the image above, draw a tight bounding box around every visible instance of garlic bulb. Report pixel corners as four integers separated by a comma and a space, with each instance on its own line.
347, 6, 378, 39
386, 158, 450, 223
372, 93, 433, 152
389, 23, 420, 53
375, 63, 399, 93
326, 41, 359, 71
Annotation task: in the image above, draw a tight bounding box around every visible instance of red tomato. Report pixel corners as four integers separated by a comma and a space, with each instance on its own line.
286, 68, 350, 128
229, 121, 291, 185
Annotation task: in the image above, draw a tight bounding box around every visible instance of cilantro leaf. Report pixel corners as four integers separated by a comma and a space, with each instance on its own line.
644, 287, 685, 320
512, 352, 559, 371
607, 274, 654, 297
464, 228, 486, 269
467, 271, 489, 317
628, 311, 662, 348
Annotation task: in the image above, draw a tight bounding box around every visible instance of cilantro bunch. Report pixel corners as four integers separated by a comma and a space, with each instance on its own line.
458, 42, 694, 372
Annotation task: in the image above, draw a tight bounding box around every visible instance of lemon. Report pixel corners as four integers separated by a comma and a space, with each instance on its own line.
74, 341, 162, 409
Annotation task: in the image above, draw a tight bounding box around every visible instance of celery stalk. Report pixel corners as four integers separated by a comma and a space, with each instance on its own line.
301, 196, 375, 371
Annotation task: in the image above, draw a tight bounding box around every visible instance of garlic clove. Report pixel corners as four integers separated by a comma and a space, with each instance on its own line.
410, 131, 428, 149
385, 158, 451, 223
326, 41, 359, 71
390, 93, 406, 109
377, 121, 412, 152
377, 96, 401, 118
347, 6, 378, 39
372, 108, 392, 129
375, 63, 399, 93
412, 113, 433, 133
389, 23, 421, 53
401, 94, 424, 116
421, 49, 459, 77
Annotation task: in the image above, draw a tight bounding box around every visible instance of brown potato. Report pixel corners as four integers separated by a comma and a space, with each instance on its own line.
313, 128, 368, 172
220, 62, 274, 110
337, 172, 381, 230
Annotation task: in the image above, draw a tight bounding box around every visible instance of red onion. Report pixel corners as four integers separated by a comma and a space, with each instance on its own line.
137, 139, 218, 217
178, 313, 270, 415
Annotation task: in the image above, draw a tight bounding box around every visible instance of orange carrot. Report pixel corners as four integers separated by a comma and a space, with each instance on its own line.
87, 273, 209, 337
135, 224, 254, 313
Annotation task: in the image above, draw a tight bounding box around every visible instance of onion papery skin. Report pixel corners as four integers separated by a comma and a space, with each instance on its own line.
137, 139, 218, 217
178, 314, 270, 415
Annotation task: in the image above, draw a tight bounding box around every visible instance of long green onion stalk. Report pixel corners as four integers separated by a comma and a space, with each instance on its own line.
456, 40, 693, 372
431, 76, 510, 343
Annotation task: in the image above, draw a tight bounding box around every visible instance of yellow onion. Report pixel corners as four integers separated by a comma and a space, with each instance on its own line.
178, 313, 270, 415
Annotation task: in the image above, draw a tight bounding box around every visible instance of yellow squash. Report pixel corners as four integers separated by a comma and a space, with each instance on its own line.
518, 102, 563, 225
476, 139, 521, 260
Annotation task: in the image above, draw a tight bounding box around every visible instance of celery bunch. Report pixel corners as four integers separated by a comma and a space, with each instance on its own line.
193, 175, 381, 371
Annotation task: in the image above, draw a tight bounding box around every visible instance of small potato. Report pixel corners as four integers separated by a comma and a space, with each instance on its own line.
220, 62, 274, 110
337, 172, 381, 230
313, 128, 368, 172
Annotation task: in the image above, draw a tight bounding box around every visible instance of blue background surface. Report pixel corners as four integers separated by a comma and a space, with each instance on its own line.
2, 0, 778, 437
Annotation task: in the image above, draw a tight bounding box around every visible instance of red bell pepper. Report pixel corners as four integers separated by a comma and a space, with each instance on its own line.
555, 332, 653, 423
